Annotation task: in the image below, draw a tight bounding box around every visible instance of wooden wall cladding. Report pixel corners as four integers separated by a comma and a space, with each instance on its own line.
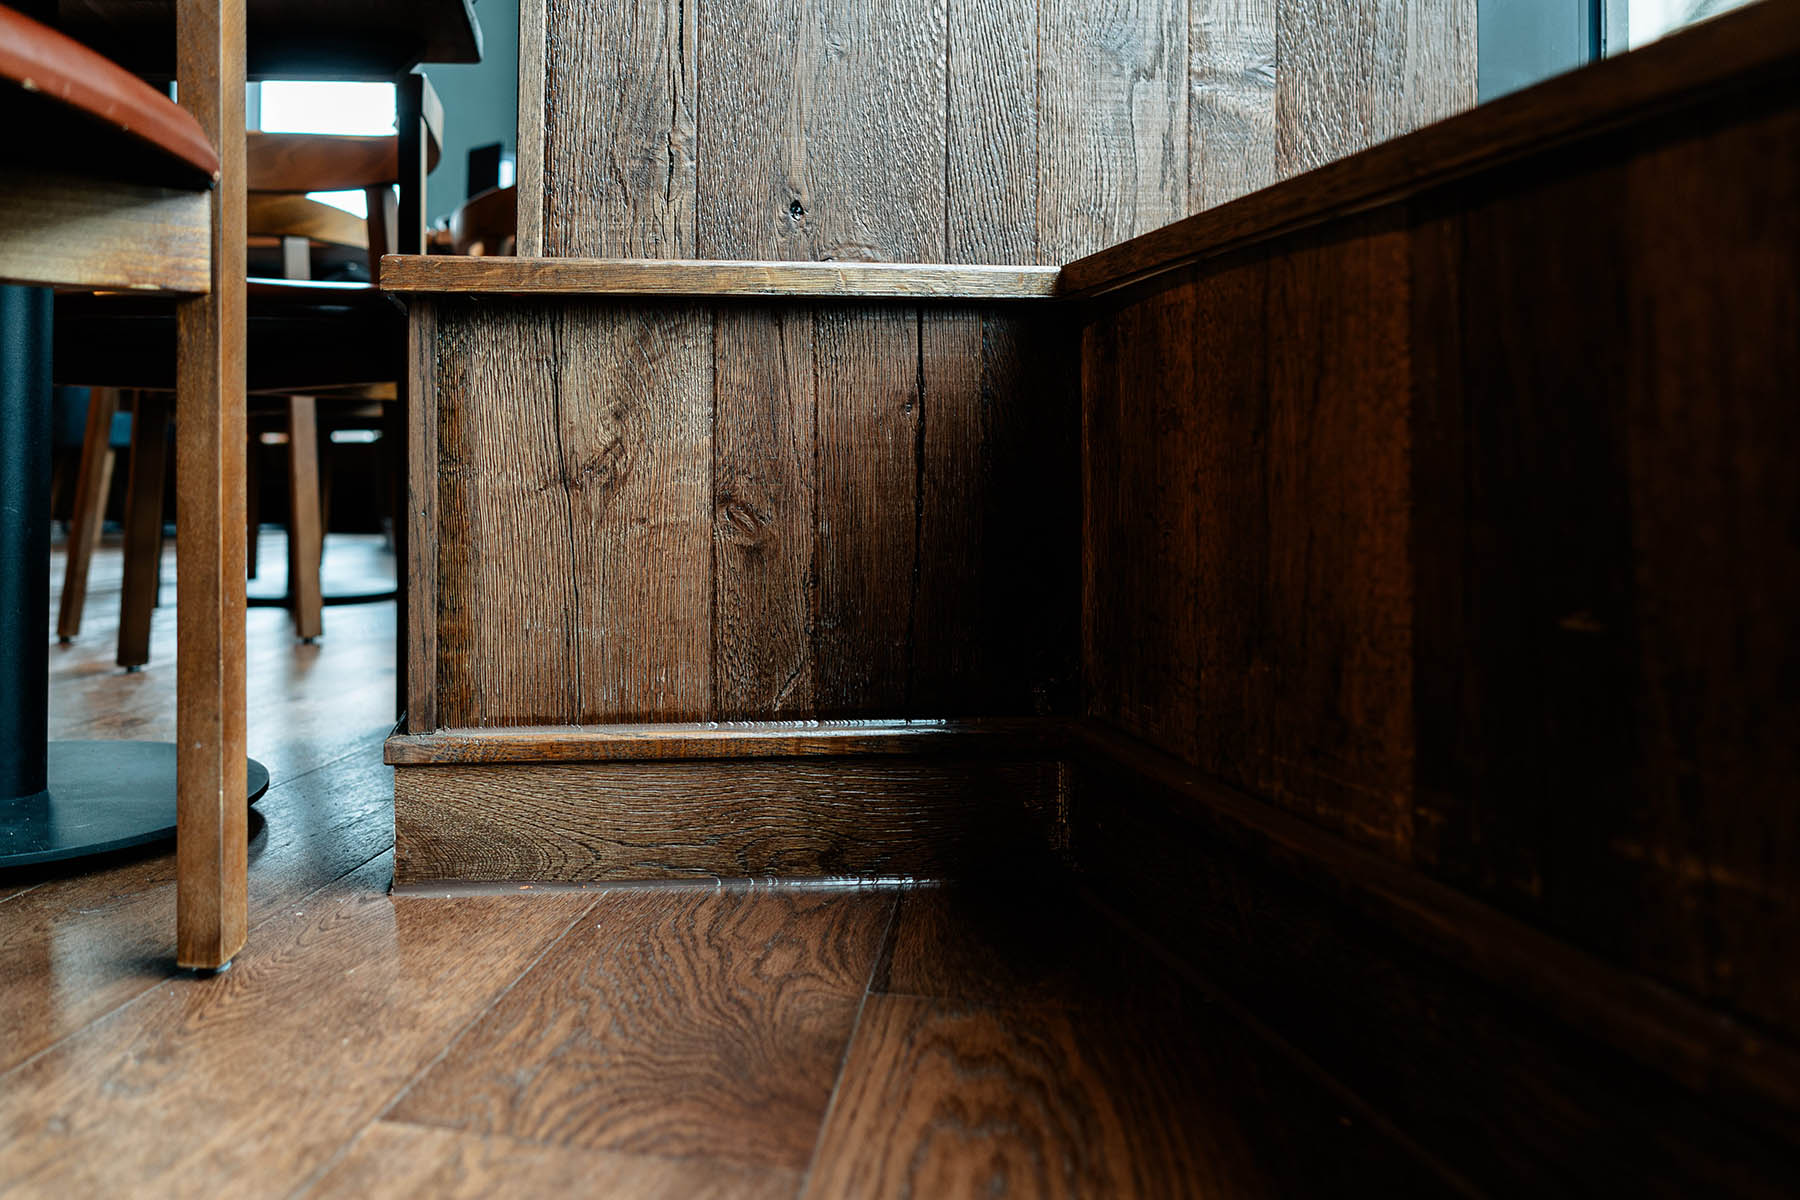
394, 756, 1067, 886
414, 296, 1078, 730
1078, 61, 1800, 1049
518, 0, 1476, 262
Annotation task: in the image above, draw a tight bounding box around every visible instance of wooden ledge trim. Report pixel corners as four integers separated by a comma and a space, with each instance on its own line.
1060, 1, 1800, 299
385, 718, 1070, 765
378, 256, 1063, 300
1069, 720, 1800, 1145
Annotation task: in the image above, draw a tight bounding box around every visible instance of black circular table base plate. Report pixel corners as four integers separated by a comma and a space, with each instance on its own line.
0, 741, 270, 869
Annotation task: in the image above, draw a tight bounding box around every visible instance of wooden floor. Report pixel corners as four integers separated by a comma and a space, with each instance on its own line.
0, 535, 1456, 1198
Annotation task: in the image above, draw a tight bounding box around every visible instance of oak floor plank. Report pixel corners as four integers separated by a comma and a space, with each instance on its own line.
871, 886, 1184, 1013
0, 856, 597, 1198
308, 1121, 802, 1200
388, 887, 895, 1171
803, 992, 1457, 1199
0, 746, 395, 1075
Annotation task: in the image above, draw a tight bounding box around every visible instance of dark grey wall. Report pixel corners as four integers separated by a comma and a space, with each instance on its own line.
425, 0, 519, 222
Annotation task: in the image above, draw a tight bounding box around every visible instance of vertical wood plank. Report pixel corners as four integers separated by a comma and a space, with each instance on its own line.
713, 305, 818, 716
542, 0, 697, 257
695, 0, 814, 260
174, 0, 247, 969
515, 0, 547, 256
407, 301, 438, 732
1263, 219, 1413, 857
815, 307, 919, 715
434, 300, 576, 727
909, 311, 984, 712
699, 0, 947, 263
560, 302, 715, 722
1189, 0, 1277, 210
1396, 0, 1477, 140
1619, 103, 1800, 1033
1038, 0, 1189, 262
947, 0, 1037, 264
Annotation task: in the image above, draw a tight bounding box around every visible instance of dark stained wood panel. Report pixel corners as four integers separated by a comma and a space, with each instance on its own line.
713, 305, 818, 716
803, 991, 1458, 1198
388, 888, 893, 1169
1261, 216, 1414, 854
392, 757, 1067, 885
540, 0, 696, 257
1037, 0, 1190, 263
813, 307, 921, 715
1072, 747, 1800, 1197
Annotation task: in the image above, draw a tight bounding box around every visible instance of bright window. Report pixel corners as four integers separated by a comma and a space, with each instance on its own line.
254, 81, 396, 217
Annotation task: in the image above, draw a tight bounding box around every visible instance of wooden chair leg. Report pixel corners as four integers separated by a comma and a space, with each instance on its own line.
246, 430, 260, 578
286, 394, 323, 640
174, 0, 248, 972
56, 387, 120, 641
117, 391, 169, 670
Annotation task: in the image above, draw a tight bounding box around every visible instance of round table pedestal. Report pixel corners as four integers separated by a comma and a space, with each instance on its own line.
0, 742, 270, 869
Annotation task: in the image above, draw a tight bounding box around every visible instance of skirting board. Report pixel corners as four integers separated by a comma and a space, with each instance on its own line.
387, 721, 1070, 886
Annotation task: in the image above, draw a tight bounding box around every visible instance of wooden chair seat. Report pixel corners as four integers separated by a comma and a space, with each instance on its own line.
0, 4, 216, 185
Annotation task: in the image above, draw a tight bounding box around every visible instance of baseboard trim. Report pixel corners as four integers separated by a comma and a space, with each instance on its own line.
1068, 720, 1800, 1183
385, 718, 1068, 765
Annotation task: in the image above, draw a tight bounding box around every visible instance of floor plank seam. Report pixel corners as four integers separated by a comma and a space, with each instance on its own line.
285, 893, 606, 1199
794, 893, 901, 1198
0, 841, 402, 1093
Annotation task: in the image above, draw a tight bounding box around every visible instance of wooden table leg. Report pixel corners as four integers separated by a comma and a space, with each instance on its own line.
55, 386, 120, 642
175, 0, 248, 971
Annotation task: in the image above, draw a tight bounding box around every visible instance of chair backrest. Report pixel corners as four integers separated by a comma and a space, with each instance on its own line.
448, 184, 516, 257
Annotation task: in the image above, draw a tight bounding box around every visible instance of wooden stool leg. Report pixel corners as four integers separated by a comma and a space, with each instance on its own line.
286, 394, 323, 640
57, 387, 120, 641
117, 391, 170, 670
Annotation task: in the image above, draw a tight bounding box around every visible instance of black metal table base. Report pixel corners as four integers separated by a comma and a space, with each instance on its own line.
0, 741, 270, 869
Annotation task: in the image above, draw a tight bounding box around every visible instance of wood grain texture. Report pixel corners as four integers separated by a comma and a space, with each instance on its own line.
1072, 739, 1800, 1196
388, 888, 893, 1169
380, 256, 1062, 298
713, 305, 818, 716
385, 719, 1064, 764
392, 757, 1065, 885
312, 1123, 802, 1200
1406, 90, 1800, 1038
514, 0, 545, 255
694, 0, 815, 260
814, 307, 918, 714
423, 297, 1075, 730
1063, 0, 1775, 298
540, 0, 695, 256
1188, 0, 1277, 210
0, 171, 210, 293
558, 301, 715, 722
803, 991, 1456, 1199
173, 0, 248, 971
946, 0, 1037, 264
405, 300, 438, 732
1037, 0, 1189, 263
0, 857, 598, 1195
